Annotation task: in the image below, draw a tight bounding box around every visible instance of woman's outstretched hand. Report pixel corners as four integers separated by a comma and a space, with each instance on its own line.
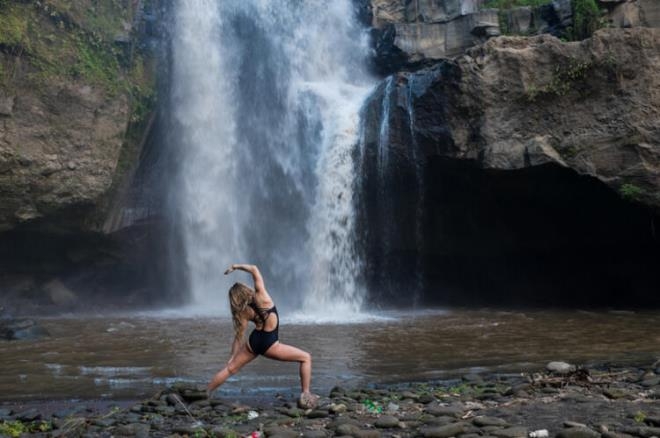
224, 265, 235, 275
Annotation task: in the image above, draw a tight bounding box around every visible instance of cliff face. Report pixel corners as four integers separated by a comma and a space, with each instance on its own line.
359, 27, 660, 306
0, 0, 155, 233
0, 0, 166, 312
408, 28, 660, 208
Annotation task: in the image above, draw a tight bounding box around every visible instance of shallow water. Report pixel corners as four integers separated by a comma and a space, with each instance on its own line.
1, 309, 659, 402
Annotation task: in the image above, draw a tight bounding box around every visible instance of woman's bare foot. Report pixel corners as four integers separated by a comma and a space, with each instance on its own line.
297, 391, 319, 409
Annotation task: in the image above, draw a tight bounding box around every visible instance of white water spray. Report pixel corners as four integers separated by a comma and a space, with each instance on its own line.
170, 0, 375, 315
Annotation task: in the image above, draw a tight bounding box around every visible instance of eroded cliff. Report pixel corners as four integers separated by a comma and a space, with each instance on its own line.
0, 0, 166, 312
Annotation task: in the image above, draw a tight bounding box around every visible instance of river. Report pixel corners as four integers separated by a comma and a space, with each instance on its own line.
1, 309, 658, 402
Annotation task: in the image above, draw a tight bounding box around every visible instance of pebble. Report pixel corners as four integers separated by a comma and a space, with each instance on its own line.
386, 402, 400, 413
556, 427, 601, 438
329, 403, 347, 414
603, 388, 632, 399
303, 431, 328, 438
115, 423, 151, 437
564, 421, 588, 428
602, 433, 635, 438
267, 430, 301, 438
546, 361, 576, 374
336, 423, 362, 436
424, 404, 463, 417
491, 426, 528, 438
16, 408, 41, 421
423, 415, 456, 426
355, 430, 382, 438
375, 415, 400, 428
641, 377, 660, 387
92, 418, 116, 427
211, 427, 240, 437
418, 394, 435, 404
422, 422, 467, 438
400, 391, 420, 400
473, 416, 509, 427
307, 409, 329, 419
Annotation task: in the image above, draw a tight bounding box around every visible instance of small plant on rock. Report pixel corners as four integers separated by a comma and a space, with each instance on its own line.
620, 183, 644, 202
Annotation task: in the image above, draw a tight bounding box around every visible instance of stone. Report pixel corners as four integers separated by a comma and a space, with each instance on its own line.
306, 409, 328, 419
603, 388, 633, 399
375, 415, 400, 428
546, 362, 576, 374
400, 391, 420, 400
422, 423, 467, 438
424, 404, 463, 417
299, 392, 320, 409
115, 423, 151, 437
492, 427, 528, 438
0, 318, 49, 340
556, 427, 601, 438
641, 377, 660, 387
336, 424, 362, 436
264, 427, 300, 438
418, 394, 434, 404
355, 430, 382, 438
564, 422, 588, 428
16, 408, 41, 422
92, 418, 117, 427
303, 431, 327, 438
474, 416, 509, 427
210, 427, 240, 438
329, 403, 347, 414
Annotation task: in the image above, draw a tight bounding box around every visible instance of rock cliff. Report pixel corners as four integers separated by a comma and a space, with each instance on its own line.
382, 28, 660, 209
358, 27, 660, 306
0, 0, 168, 311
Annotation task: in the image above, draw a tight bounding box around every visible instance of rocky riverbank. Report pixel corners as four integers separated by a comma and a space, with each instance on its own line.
2, 360, 659, 437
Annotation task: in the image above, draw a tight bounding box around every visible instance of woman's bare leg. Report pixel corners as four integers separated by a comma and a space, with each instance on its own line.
264, 342, 312, 393
207, 344, 256, 393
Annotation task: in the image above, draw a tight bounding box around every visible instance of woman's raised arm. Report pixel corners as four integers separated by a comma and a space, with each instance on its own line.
224, 264, 266, 293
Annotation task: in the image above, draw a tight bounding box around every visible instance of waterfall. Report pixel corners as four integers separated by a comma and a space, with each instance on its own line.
405, 74, 425, 306
169, 0, 374, 315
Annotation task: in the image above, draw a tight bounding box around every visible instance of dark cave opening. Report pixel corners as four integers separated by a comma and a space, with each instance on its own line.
363, 158, 660, 308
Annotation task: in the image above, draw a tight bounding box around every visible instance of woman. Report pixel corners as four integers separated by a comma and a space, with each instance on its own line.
207, 263, 318, 409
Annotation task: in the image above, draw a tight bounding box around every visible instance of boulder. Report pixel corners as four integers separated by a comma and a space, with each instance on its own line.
0, 318, 50, 340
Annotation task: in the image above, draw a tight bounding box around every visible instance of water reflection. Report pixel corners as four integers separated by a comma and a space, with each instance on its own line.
0, 310, 658, 401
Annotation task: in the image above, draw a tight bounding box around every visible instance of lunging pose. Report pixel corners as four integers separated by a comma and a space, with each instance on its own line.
207, 264, 318, 408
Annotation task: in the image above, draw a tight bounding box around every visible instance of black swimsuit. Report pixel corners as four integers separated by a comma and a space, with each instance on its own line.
248, 302, 279, 355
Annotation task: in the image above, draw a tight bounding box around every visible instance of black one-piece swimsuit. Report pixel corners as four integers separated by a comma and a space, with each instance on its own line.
248, 302, 279, 355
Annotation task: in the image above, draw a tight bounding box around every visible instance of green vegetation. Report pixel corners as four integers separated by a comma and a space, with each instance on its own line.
0, 420, 52, 437
633, 410, 646, 423
525, 57, 594, 101
483, 0, 551, 8
0, 3, 29, 48
362, 399, 383, 414
620, 183, 645, 202
568, 0, 602, 41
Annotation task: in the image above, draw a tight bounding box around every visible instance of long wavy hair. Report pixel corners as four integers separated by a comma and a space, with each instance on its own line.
228, 282, 255, 341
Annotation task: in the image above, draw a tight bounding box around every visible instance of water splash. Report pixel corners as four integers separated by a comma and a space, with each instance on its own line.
170, 0, 375, 315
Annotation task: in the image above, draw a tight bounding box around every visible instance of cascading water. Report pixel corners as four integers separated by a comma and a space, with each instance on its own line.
355, 73, 427, 305
169, 0, 374, 315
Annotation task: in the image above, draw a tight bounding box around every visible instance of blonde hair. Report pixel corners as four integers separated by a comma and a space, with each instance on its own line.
228, 282, 255, 341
